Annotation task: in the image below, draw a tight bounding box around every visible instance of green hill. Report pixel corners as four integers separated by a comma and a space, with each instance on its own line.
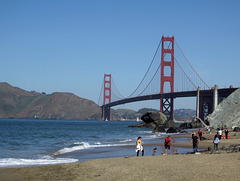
0, 82, 101, 120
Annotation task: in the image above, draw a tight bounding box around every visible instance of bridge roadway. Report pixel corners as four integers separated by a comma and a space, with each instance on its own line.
103, 90, 196, 108
101, 87, 238, 120
102, 88, 237, 108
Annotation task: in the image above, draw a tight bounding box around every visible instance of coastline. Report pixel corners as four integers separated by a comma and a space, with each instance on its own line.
0, 131, 239, 181
0, 153, 239, 181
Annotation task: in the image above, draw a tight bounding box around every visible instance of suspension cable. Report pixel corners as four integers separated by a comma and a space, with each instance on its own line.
127, 38, 162, 98
175, 39, 210, 89
111, 77, 126, 99
137, 62, 161, 96
174, 55, 198, 89
97, 77, 104, 105
111, 89, 125, 100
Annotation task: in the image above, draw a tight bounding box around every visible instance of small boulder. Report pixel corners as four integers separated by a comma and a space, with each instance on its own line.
178, 123, 188, 129
153, 126, 166, 133
166, 127, 179, 133
233, 127, 240, 132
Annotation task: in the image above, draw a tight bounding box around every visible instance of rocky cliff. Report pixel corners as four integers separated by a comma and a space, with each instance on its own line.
0, 82, 101, 120
207, 88, 240, 129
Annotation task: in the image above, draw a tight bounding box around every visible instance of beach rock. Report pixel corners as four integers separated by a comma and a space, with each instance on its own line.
233, 127, 240, 132
129, 112, 170, 132
166, 127, 179, 133
153, 126, 166, 133
141, 112, 167, 125
178, 123, 188, 129
207, 144, 240, 154
163, 119, 175, 128
128, 122, 153, 128
189, 118, 205, 128
222, 145, 231, 150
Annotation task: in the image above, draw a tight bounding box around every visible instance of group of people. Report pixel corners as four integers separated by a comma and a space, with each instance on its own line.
213, 128, 229, 151
136, 127, 230, 156
135, 135, 172, 157
216, 128, 229, 140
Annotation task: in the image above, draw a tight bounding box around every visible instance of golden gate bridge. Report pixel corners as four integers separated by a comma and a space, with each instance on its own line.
98, 36, 238, 121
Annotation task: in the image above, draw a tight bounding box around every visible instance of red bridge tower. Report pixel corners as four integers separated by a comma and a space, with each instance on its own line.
160, 36, 174, 120
102, 74, 111, 121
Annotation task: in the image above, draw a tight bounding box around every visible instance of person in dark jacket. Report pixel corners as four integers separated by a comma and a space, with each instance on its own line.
225, 128, 229, 139
191, 132, 199, 153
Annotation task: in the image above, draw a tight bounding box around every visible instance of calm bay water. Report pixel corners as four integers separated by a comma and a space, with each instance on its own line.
0, 119, 193, 168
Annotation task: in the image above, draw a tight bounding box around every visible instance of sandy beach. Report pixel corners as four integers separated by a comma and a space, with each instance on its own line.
0, 131, 239, 181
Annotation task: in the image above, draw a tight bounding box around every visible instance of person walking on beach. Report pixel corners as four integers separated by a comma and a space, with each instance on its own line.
198, 129, 203, 141
164, 135, 172, 155
191, 131, 195, 139
218, 129, 222, 140
213, 134, 220, 151
225, 128, 229, 139
191, 133, 199, 153
136, 137, 144, 156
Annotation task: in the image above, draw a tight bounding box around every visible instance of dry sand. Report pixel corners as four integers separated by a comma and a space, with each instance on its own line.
0, 131, 239, 181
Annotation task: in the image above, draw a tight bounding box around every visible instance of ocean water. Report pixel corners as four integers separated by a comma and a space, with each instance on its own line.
0, 119, 194, 168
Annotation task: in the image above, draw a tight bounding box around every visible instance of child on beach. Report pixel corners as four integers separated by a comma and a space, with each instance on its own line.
136, 137, 144, 156
152, 147, 157, 156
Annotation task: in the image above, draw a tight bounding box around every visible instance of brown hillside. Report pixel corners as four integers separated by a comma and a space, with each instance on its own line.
0, 82, 101, 120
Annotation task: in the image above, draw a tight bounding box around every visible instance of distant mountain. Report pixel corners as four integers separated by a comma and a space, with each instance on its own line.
0, 82, 196, 121
0, 82, 101, 120
174, 109, 196, 122
111, 108, 195, 122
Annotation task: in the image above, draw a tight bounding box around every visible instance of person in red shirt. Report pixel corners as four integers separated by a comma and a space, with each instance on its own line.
198, 129, 203, 141
164, 135, 172, 155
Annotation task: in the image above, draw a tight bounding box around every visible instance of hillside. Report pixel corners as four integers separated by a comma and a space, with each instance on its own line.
0, 82, 196, 121
207, 88, 240, 129
0, 82, 101, 120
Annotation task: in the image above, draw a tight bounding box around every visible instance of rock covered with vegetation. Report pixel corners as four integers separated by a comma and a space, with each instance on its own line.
129, 111, 176, 133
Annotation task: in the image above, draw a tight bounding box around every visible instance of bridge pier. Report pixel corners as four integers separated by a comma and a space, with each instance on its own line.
213, 85, 218, 111
197, 85, 218, 121
102, 106, 110, 121
197, 85, 236, 121
161, 97, 174, 120
196, 87, 200, 118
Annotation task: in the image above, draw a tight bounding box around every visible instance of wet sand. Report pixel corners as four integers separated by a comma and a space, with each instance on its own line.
0, 131, 239, 181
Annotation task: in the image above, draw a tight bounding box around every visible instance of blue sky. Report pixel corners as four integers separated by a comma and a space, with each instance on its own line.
0, 0, 240, 111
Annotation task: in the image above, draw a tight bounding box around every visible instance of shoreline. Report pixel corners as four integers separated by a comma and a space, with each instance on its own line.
0, 153, 239, 181
0, 131, 239, 180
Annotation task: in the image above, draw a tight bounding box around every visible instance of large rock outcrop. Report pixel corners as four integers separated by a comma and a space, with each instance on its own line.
129, 111, 175, 133
207, 88, 240, 129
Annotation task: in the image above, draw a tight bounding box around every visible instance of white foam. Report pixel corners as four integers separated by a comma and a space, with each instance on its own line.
52, 141, 131, 156
52, 142, 91, 156
139, 130, 153, 134
119, 139, 132, 143
0, 156, 78, 168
